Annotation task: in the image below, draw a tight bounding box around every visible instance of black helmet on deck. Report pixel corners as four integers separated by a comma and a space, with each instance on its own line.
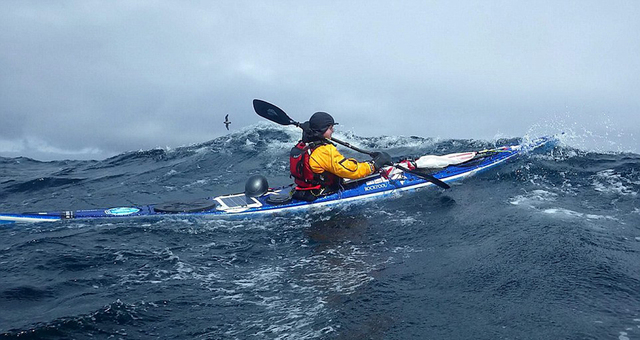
245, 175, 269, 198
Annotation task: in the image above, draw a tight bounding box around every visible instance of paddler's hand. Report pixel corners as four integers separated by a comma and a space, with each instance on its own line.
371, 151, 393, 171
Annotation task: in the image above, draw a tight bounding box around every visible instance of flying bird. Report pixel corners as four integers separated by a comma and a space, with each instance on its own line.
224, 114, 231, 130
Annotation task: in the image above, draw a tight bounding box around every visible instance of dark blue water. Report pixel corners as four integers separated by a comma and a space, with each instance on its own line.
1, 125, 640, 339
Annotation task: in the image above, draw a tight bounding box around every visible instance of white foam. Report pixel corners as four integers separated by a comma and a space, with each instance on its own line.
511, 190, 618, 223
592, 169, 638, 196
216, 263, 332, 339
388, 215, 419, 226
335, 129, 437, 151
542, 208, 617, 221
164, 169, 178, 177
232, 265, 285, 290
525, 114, 638, 154
183, 178, 210, 188
509, 190, 558, 206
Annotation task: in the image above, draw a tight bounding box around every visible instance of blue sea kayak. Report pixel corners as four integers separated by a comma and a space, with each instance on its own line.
0, 136, 554, 224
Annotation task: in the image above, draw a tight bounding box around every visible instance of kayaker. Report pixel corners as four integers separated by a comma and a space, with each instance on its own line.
290, 111, 392, 201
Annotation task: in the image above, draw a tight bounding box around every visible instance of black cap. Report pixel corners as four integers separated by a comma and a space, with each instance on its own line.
309, 112, 338, 133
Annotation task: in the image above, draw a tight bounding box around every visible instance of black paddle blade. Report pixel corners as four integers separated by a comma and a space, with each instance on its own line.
395, 165, 451, 189
253, 99, 299, 126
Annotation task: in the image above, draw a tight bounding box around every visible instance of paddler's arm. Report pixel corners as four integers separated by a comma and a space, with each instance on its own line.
309, 144, 375, 180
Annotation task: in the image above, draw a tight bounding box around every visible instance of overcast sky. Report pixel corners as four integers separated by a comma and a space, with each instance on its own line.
1, 1, 639, 160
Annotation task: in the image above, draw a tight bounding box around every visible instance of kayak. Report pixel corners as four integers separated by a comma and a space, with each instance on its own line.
0, 136, 555, 224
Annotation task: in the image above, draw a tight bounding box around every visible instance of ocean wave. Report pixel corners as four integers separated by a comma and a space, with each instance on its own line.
0, 299, 150, 339
1, 126, 639, 216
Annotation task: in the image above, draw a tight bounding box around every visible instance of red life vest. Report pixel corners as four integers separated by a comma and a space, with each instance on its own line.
290, 141, 339, 190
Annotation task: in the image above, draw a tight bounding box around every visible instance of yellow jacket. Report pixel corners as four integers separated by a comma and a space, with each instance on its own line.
309, 144, 375, 180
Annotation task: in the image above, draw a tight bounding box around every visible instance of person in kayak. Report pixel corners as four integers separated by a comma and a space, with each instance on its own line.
290, 111, 392, 201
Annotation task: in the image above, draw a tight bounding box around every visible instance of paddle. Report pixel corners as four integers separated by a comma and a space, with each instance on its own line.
252, 99, 450, 189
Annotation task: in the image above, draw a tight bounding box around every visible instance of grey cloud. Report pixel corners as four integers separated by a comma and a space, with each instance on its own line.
1, 1, 638, 160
